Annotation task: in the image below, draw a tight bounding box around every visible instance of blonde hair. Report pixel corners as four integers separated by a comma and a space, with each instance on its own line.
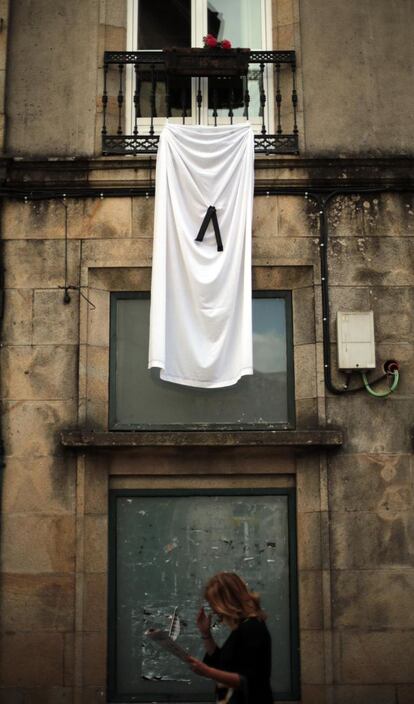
204, 572, 266, 623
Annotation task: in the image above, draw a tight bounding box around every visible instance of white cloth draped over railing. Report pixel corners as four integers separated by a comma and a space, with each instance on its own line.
149, 123, 255, 388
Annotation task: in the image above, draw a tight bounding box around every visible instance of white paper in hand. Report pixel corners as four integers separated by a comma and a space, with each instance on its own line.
145, 629, 189, 663
168, 607, 181, 641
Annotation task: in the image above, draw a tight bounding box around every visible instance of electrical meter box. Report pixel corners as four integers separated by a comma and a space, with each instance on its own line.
337, 311, 376, 370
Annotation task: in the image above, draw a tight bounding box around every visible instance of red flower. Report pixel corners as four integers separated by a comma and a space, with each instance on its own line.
203, 34, 218, 48
221, 39, 232, 49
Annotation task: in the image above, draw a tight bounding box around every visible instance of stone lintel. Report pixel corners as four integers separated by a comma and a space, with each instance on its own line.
61, 428, 343, 449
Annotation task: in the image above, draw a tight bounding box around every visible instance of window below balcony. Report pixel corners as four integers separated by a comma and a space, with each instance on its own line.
109, 291, 295, 430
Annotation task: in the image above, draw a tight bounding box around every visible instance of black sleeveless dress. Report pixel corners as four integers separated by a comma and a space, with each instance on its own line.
203, 618, 273, 704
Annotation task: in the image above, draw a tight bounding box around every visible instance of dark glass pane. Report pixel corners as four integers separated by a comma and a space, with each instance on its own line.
137, 72, 191, 118
138, 0, 191, 49
137, 0, 191, 117
110, 294, 292, 428
208, 76, 244, 111
113, 493, 293, 698
208, 5, 221, 37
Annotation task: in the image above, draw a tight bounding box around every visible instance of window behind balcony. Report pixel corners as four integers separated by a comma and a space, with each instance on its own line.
135, 0, 264, 49
126, 0, 273, 130
109, 291, 294, 429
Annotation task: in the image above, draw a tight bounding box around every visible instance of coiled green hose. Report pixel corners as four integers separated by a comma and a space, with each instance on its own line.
361, 370, 399, 398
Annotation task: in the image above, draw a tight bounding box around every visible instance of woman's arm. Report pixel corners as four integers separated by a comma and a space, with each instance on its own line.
187, 657, 241, 689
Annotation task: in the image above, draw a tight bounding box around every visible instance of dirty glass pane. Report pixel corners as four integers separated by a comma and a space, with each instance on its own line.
110, 293, 292, 428
112, 491, 294, 700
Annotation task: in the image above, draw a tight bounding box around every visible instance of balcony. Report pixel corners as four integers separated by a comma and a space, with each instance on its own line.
101, 49, 299, 156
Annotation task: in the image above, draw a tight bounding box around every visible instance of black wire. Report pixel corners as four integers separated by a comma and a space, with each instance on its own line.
62, 200, 71, 304
2, 182, 412, 202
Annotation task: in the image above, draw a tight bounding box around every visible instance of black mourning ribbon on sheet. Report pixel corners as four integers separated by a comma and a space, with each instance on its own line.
195, 205, 223, 252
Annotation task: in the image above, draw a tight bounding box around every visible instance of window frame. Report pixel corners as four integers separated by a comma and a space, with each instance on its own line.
107, 487, 301, 702
108, 290, 296, 431
125, 0, 275, 133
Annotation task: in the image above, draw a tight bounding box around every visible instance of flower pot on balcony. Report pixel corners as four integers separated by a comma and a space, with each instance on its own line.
163, 47, 250, 77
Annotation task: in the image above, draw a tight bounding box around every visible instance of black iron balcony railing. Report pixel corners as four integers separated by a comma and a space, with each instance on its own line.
102, 50, 299, 156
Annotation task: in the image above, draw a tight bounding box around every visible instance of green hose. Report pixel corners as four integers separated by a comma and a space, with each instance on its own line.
361, 370, 399, 397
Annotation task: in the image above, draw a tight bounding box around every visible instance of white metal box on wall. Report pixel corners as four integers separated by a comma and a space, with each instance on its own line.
337, 311, 376, 370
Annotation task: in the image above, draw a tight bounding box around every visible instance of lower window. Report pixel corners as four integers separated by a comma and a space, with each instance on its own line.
109, 291, 295, 429
108, 489, 300, 702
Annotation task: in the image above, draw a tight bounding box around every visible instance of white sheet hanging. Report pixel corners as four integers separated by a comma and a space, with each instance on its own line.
148, 123, 254, 388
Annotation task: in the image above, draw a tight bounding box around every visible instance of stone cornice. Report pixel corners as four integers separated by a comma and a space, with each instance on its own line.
1, 154, 413, 193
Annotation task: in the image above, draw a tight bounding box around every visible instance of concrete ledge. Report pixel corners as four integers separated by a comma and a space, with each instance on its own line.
61, 428, 344, 449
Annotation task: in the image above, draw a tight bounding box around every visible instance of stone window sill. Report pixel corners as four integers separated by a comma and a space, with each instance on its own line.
61, 429, 343, 449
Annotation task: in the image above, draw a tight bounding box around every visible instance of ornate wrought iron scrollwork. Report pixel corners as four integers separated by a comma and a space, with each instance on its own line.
102, 50, 299, 156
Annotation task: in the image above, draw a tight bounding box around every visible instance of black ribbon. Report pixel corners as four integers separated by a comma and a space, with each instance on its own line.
195, 205, 223, 252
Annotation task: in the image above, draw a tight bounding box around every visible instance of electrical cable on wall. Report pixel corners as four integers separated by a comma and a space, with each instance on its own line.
304, 187, 410, 398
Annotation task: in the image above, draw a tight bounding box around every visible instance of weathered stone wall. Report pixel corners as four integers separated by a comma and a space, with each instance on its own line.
0, 197, 80, 701
1, 161, 413, 703
299, 0, 414, 155
5, 0, 127, 157
0, 1, 10, 154
324, 192, 414, 704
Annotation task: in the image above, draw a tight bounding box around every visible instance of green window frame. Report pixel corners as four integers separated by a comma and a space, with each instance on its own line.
107, 488, 300, 702
109, 291, 295, 430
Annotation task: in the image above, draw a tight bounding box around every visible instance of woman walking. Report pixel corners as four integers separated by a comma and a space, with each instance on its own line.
187, 572, 273, 703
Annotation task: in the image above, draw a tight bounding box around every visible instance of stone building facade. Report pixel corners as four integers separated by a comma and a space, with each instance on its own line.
0, 1, 413, 704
